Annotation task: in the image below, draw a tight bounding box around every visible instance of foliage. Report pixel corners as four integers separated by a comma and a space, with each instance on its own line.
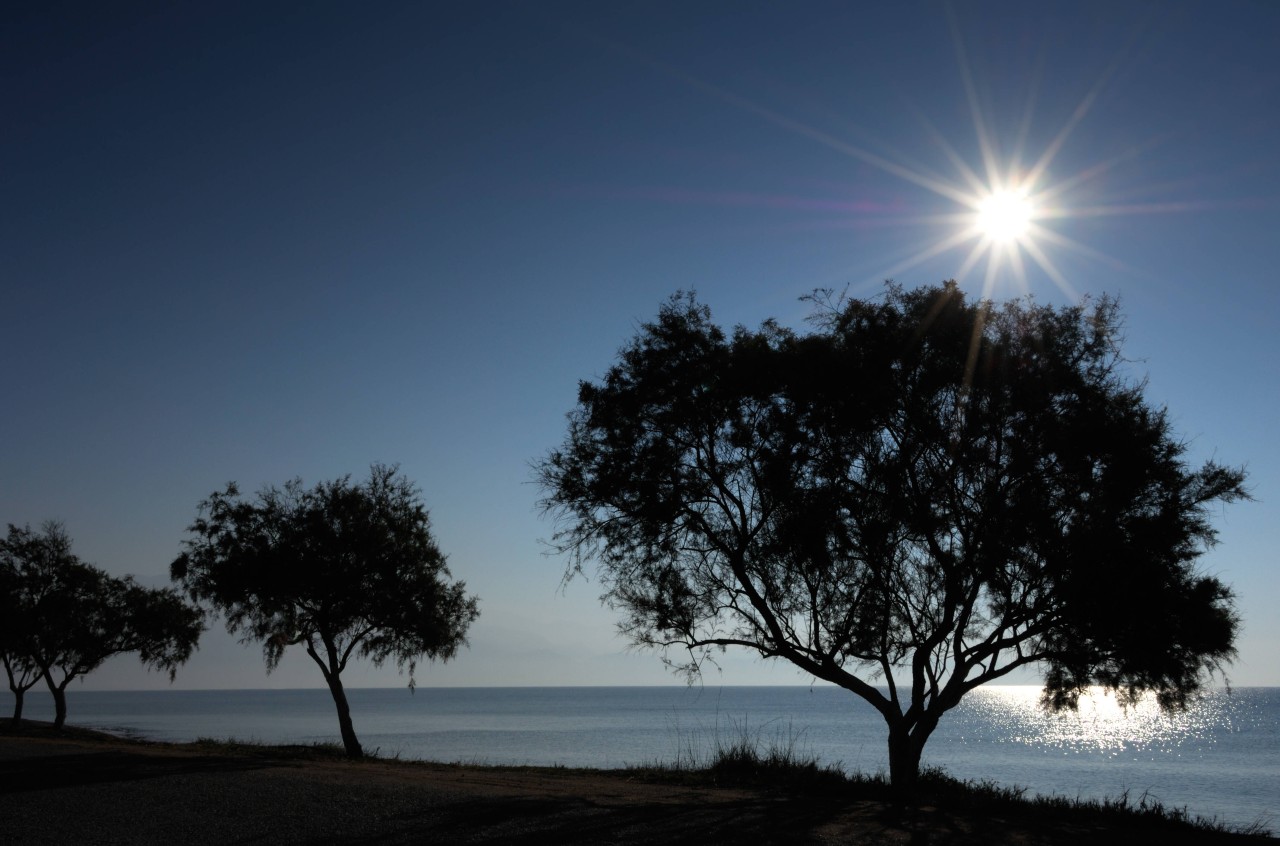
0, 522, 203, 726
537, 282, 1247, 788
171, 463, 479, 758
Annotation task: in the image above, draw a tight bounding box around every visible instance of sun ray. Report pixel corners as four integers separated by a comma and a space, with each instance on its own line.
1023, 82, 1102, 191
1050, 201, 1223, 219
945, 4, 1002, 192
1031, 226, 1143, 278
909, 106, 991, 198
876, 229, 984, 281
1021, 17, 1147, 190
584, 31, 979, 208
963, 300, 988, 390
581, 15, 1234, 301
822, 106, 977, 202
981, 240, 1006, 300
1019, 236, 1078, 300
955, 237, 993, 282
1034, 135, 1173, 205
1006, 239, 1030, 292
1009, 50, 1047, 177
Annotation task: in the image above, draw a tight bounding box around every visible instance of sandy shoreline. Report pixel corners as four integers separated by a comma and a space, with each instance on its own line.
1, 723, 1270, 844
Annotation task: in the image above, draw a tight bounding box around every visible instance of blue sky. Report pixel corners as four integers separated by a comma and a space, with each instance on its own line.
3, 1, 1277, 690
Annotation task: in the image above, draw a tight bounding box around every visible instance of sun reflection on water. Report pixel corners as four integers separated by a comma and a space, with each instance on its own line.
963, 686, 1230, 757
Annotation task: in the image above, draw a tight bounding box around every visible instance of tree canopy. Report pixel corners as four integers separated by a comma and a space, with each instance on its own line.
1, 522, 203, 726
171, 463, 480, 758
537, 282, 1247, 789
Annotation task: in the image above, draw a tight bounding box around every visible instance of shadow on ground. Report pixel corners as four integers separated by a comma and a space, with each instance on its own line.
1, 727, 1270, 845
0, 747, 273, 793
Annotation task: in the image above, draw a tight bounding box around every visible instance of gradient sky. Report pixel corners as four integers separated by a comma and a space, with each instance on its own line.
4, 1, 1277, 691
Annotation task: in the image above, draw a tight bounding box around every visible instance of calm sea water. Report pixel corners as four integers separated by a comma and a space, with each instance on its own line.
8, 685, 1277, 829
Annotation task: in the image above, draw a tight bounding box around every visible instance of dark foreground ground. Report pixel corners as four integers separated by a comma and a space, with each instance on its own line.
0, 722, 1271, 845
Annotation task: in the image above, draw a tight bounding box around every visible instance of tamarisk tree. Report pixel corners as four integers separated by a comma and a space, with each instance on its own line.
172, 464, 479, 758
0, 522, 203, 727
537, 283, 1246, 790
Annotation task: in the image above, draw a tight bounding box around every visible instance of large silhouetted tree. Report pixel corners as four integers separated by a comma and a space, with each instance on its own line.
171, 464, 480, 758
0, 522, 204, 727
537, 283, 1247, 790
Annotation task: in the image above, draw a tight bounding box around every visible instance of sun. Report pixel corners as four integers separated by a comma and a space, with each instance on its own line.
975, 188, 1034, 243
601, 8, 1202, 302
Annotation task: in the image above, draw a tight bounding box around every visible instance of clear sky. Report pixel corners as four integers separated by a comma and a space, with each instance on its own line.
4, 1, 1277, 690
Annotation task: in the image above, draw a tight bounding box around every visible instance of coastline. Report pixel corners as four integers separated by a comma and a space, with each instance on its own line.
1, 721, 1271, 845
9, 684, 1273, 829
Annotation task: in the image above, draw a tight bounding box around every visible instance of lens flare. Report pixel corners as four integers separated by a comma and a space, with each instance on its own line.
591, 8, 1226, 303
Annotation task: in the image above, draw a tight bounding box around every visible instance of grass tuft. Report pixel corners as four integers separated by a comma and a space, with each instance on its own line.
908, 769, 1273, 838
624, 719, 1272, 839
190, 736, 349, 759
625, 716, 848, 794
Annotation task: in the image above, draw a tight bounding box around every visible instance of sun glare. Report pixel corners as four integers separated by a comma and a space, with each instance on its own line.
976, 189, 1034, 242
610, 6, 1207, 302
975, 686, 1226, 754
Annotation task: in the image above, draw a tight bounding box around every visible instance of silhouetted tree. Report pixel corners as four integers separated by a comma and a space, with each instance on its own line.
171, 464, 480, 758
537, 283, 1247, 791
0, 553, 43, 722
0, 522, 204, 727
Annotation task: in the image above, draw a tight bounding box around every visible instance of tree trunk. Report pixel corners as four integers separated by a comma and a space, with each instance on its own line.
323, 671, 363, 759
306, 639, 363, 759
46, 678, 68, 729
4, 660, 25, 722
886, 725, 924, 793
886, 708, 944, 796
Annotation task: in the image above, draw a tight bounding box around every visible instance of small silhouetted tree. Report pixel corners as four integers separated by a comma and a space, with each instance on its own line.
0, 522, 204, 727
171, 464, 480, 758
537, 283, 1247, 791
1, 556, 43, 722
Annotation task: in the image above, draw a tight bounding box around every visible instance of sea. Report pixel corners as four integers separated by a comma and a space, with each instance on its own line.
8, 685, 1277, 830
